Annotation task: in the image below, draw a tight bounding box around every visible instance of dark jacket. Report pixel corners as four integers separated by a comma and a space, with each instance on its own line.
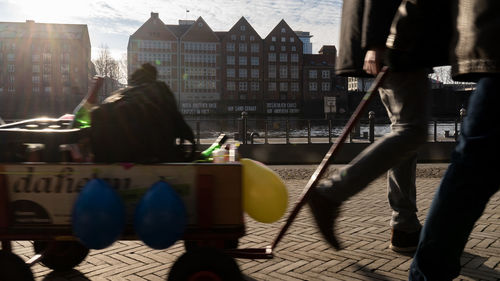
387, 0, 500, 81
336, 0, 401, 77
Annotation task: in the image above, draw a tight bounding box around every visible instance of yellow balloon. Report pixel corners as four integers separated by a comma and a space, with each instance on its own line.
240, 158, 288, 223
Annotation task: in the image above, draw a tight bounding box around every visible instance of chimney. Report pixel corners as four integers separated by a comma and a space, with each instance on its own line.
151, 12, 159, 19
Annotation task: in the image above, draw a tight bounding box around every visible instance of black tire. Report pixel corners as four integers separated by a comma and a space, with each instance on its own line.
0, 250, 35, 281
33, 240, 89, 271
183, 239, 239, 252
168, 248, 242, 281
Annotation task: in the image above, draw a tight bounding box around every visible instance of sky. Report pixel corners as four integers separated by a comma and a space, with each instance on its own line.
0, 0, 343, 61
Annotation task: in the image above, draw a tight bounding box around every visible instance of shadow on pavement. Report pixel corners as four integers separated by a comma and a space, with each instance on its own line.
41, 269, 90, 281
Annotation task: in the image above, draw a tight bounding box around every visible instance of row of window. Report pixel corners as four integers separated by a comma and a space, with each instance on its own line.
269, 45, 297, 52
226, 68, 260, 78
308, 82, 331, 91
268, 53, 299, 63
137, 40, 172, 50
309, 70, 331, 79
0, 41, 71, 52
226, 43, 260, 53
229, 34, 257, 41
184, 67, 217, 77
226, 56, 260, 66
184, 54, 217, 63
184, 80, 217, 90
268, 65, 300, 79
138, 53, 172, 63
184, 42, 218, 51
31, 73, 71, 83
271, 36, 295, 43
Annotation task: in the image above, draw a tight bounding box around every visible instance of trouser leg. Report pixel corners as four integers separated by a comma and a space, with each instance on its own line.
410, 77, 500, 280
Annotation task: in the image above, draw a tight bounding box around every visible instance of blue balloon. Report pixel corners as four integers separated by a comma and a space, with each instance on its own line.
72, 178, 125, 249
134, 181, 187, 249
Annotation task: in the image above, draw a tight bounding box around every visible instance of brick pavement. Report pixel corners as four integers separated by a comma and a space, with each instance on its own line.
10, 164, 500, 281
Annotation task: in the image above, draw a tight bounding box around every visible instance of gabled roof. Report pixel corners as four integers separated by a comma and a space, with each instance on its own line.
265, 19, 299, 41
180, 17, 219, 42
166, 24, 192, 38
130, 12, 177, 41
225, 17, 262, 40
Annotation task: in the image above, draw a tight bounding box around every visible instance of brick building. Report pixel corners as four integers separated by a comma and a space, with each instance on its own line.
302, 45, 348, 117
263, 20, 303, 114
128, 13, 346, 117
0, 20, 92, 119
220, 17, 264, 115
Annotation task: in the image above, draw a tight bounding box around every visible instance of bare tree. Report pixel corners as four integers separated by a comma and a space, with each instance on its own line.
93, 45, 125, 100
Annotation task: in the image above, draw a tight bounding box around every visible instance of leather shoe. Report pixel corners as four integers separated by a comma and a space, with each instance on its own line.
308, 187, 341, 250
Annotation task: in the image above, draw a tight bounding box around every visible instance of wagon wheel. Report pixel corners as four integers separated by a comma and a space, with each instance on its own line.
183, 239, 239, 252
0, 250, 35, 281
33, 240, 89, 271
168, 247, 242, 281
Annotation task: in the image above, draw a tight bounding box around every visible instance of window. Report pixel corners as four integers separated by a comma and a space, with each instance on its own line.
61, 64, 70, 73
268, 82, 276, 91
239, 82, 247, 91
239, 56, 247, 65
227, 81, 236, 91
281, 28, 286, 33
281, 46, 286, 51
7, 53, 15, 61
268, 53, 276, 62
240, 35, 245, 41
280, 82, 288, 91
291, 53, 299, 62
227, 56, 235, 65
227, 68, 235, 78
240, 25, 246, 31
309, 70, 317, 79
33, 86, 39, 93
239, 43, 247, 52
43, 74, 51, 82
7, 64, 14, 72
291, 46, 296, 52
291, 66, 299, 79
309, 82, 317, 91
231, 34, 236, 40
43, 53, 51, 63
322, 70, 331, 79
226, 43, 235, 52
291, 82, 299, 92
251, 43, 259, 53
268, 65, 276, 78
251, 82, 259, 91
271, 36, 276, 42
279, 65, 287, 78
269, 45, 275, 51
32, 75, 40, 83
281, 37, 286, 42
251, 69, 259, 78
290, 37, 295, 42
44, 86, 51, 94
251, 56, 259, 66
322, 82, 331, 91
279, 53, 287, 62
239, 93, 247, 100
250, 36, 255, 41
239, 69, 247, 78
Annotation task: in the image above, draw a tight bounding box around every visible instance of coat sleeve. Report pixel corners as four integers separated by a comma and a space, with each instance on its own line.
361, 0, 401, 50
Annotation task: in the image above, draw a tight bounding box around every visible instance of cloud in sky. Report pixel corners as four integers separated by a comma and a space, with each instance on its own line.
0, 0, 343, 60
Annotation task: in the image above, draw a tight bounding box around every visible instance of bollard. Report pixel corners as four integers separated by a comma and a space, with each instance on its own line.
368, 111, 375, 143
328, 119, 332, 144
196, 121, 200, 145
241, 111, 248, 144
264, 122, 269, 144
285, 120, 290, 144
434, 119, 437, 142
307, 120, 311, 144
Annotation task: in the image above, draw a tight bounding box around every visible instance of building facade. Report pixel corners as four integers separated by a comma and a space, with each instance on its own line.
295, 31, 313, 54
0, 20, 92, 119
128, 13, 346, 117
263, 20, 303, 114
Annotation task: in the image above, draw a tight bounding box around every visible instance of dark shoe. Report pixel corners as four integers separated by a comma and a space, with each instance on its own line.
389, 228, 421, 253
308, 187, 341, 250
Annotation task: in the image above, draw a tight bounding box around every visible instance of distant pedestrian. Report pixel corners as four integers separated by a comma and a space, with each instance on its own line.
308, 0, 431, 252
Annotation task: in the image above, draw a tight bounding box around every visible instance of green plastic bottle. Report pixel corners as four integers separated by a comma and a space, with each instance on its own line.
200, 134, 228, 160
71, 76, 104, 128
